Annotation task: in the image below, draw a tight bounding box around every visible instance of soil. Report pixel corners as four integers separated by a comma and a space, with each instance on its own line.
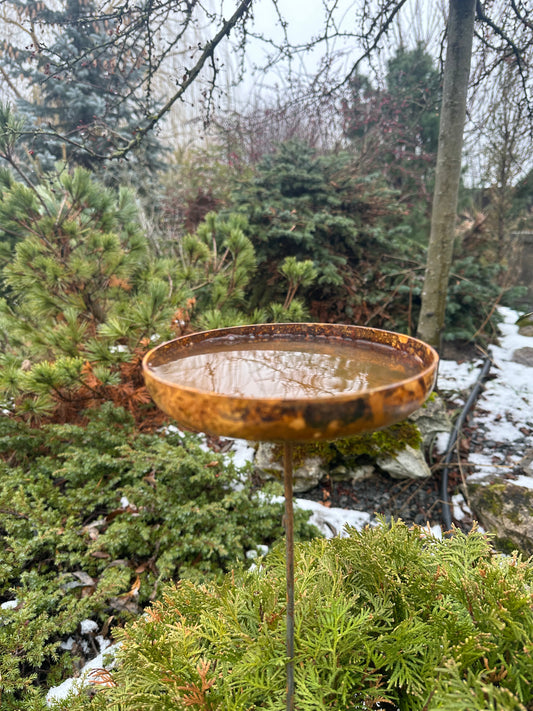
440, 339, 482, 362
299, 470, 446, 528
296, 456, 481, 534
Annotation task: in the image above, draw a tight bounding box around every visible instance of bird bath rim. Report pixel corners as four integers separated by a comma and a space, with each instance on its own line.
142, 322, 439, 443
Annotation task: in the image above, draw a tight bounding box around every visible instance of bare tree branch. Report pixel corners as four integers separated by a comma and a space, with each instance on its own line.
476, 0, 525, 69
109, 0, 253, 159
0, 66, 22, 99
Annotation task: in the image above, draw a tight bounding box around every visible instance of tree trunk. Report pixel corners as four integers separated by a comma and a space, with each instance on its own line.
416, 0, 476, 349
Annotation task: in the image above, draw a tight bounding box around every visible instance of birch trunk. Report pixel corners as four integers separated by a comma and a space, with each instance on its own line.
416, 0, 476, 349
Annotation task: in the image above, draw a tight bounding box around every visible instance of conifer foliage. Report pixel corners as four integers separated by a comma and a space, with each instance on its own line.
233, 140, 414, 326
0, 154, 315, 424
0, 165, 181, 424
1, 0, 163, 182
54, 520, 533, 711
0, 406, 317, 710
343, 44, 441, 205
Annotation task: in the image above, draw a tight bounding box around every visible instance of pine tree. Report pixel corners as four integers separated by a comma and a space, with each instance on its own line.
0, 165, 184, 423
0, 146, 314, 423
1, 0, 164, 185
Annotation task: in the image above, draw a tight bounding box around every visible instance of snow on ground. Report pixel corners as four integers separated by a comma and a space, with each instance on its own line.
46, 643, 118, 704
474, 308, 532, 445
438, 307, 533, 485
437, 358, 482, 396
270, 493, 373, 537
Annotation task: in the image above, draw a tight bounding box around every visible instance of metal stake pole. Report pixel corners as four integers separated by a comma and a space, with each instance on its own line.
283, 441, 295, 711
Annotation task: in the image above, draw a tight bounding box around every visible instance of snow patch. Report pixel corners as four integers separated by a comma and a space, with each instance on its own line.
437, 359, 482, 393
512, 474, 533, 490
227, 438, 256, 470
46, 644, 119, 706
0, 599, 18, 610
80, 619, 98, 635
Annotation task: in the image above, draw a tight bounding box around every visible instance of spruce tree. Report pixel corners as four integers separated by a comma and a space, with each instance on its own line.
231, 140, 409, 325
1, 0, 164, 185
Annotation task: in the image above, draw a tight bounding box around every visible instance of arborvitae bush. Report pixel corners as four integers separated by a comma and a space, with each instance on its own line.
54, 521, 533, 711
0, 404, 317, 709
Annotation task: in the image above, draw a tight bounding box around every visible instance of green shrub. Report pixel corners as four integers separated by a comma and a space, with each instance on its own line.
56, 520, 533, 711
0, 405, 317, 709
443, 255, 503, 342
231, 140, 411, 326
230, 139, 507, 342
0, 166, 186, 423
0, 166, 314, 424
177, 212, 315, 330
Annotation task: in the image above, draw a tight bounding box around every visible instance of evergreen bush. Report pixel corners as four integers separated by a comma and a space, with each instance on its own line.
0, 405, 317, 709
343, 44, 440, 207
51, 520, 533, 711
0, 166, 313, 424
444, 255, 503, 342
231, 140, 415, 327
231, 139, 506, 342
0, 166, 185, 424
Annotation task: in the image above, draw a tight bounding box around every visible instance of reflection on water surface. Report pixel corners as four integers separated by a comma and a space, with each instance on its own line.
152, 339, 420, 399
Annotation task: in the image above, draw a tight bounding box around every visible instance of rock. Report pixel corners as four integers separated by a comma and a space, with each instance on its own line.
518, 449, 533, 477
254, 411, 441, 488
377, 443, 431, 479
408, 395, 452, 448
511, 347, 533, 367
467, 479, 533, 556
254, 442, 327, 493
330, 463, 376, 483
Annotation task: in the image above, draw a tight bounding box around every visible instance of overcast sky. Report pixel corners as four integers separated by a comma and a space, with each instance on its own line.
239, 0, 446, 92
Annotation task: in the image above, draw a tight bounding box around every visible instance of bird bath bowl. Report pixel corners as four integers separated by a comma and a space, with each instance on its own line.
142, 323, 438, 709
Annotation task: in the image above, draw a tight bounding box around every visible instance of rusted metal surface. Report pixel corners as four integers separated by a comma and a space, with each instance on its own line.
142, 323, 439, 443
283, 442, 295, 711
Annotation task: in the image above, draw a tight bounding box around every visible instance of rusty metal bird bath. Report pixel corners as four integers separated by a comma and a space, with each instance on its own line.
142, 323, 438, 710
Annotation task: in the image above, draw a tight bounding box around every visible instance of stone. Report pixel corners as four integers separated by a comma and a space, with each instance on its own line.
518, 450, 533, 477
511, 347, 533, 367
377, 443, 431, 479
518, 324, 533, 337
254, 442, 327, 493
408, 394, 452, 448
330, 463, 376, 483
467, 478, 533, 556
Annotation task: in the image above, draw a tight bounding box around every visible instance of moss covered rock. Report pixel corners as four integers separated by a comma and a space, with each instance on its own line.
468, 479, 533, 556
